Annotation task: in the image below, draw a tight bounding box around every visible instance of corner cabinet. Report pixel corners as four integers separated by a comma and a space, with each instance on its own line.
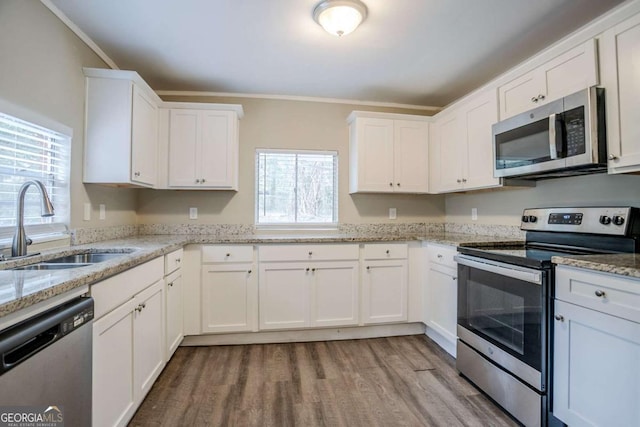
348, 111, 430, 194
429, 89, 502, 193
497, 39, 598, 120
84, 68, 160, 187
158, 104, 244, 190
601, 11, 640, 174
553, 265, 640, 427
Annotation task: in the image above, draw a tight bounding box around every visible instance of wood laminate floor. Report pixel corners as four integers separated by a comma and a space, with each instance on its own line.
129, 335, 518, 426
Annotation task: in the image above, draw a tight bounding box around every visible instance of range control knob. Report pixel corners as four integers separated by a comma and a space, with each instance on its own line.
613, 215, 625, 226
599, 215, 612, 225
522, 215, 529, 223
528, 215, 537, 223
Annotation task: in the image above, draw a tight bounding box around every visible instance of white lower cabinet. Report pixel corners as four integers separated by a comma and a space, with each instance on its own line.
200, 245, 257, 333
424, 244, 458, 356
310, 261, 359, 327
165, 269, 183, 358
553, 265, 640, 427
361, 244, 409, 324
91, 258, 165, 427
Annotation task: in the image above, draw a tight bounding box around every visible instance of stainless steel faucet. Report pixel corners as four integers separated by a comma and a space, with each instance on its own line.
12, 180, 55, 257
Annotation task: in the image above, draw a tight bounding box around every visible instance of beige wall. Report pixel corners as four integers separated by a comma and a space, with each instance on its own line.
138, 96, 446, 225
0, 0, 137, 230
445, 173, 640, 225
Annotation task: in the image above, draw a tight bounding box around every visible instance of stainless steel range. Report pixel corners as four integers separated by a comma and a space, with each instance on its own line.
455, 207, 640, 427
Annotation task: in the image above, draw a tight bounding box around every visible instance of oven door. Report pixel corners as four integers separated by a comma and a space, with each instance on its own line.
455, 254, 547, 391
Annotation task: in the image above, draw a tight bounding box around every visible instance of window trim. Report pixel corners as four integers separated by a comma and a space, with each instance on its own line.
0, 98, 72, 245
255, 148, 339, 229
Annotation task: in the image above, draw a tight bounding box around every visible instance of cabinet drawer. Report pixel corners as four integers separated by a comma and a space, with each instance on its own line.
91, 257, 164, 320
164, 248, 184, 275
202, 245, 254, 263
427, 244, 457, 268
556, 265, 640, 323
363, 243, 408, 260
259, 244, 359, 262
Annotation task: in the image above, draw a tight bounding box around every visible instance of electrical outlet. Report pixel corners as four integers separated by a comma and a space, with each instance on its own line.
389, 208, 397, 220
83, 203, 91, 221
189, 207, 198, 220
472, 208, 478, 221
99, 204, 106, 220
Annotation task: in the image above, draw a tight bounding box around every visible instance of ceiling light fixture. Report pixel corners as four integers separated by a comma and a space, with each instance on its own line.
313, 0, 368, 37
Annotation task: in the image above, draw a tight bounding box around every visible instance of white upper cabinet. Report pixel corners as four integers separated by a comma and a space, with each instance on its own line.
601, 12, 640, 174
498, 39, 598, 120
348, 112, 430, 194
162, 106, 243, 190
430, 89, 501, 193
84, 68, 160, 187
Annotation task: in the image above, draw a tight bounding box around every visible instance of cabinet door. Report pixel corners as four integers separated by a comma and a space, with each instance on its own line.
361, 260, 408, 324
426, 263, 458, 345
541, 39, 598, 104
553, 300, 640, 427
393, 120, 429, 193
351, 118, 395, 192
165, 273, 183, 359
498, 69, 544, 119
462, 90, 501, 190
201, 264, 257, 333
168, 109, 200, 187
431, 113, 463, 192
259, 263, 310, 330
200, 111, 237, 189
131, 84, 158, 186
602, 13, 640, 173
133, 280, 165, 402
93, 299, 137, 427
311, 261, 359, 327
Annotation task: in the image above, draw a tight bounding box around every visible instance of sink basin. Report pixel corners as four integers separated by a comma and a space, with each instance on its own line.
45, 253, 127, 264
13, 263, 92, 271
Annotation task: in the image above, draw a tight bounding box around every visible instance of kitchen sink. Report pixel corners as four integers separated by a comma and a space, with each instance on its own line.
12, 263, 92, 271
45, 253, 127, 264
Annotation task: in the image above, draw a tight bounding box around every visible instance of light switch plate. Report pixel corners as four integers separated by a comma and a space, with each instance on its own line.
189, 207, 198, 220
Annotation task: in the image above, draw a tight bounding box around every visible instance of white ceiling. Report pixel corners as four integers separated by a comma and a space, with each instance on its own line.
49, 0, 624, 107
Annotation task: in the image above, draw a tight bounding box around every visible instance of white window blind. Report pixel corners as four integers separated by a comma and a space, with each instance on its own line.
0, 111, 70, 238
256, 150, 338, 226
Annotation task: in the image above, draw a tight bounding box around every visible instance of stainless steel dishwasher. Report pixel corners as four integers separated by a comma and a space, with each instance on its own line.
0, 296, 94, 426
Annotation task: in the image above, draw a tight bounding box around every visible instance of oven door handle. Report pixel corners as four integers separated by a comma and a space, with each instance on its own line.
454, 255, 542, 285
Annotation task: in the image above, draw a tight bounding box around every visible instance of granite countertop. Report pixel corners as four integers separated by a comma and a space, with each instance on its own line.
0, 231, 522, 320
552, 253, 640, 279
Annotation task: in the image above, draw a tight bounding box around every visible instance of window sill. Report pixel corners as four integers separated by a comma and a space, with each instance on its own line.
255, 224, 339, 233
0, 232, 70, 256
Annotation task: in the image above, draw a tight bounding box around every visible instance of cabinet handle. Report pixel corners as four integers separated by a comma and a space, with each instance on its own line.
555, 314, 565, 322
608, 154, 619, 161
594, 290, 606, 298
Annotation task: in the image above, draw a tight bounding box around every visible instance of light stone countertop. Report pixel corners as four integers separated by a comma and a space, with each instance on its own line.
552, 253, 640, 279
0, 232, 523, 320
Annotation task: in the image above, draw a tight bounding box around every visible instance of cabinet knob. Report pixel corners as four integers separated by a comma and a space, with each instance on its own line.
134, 171, 141, 177
396, 183, 400, 187
555, 314, 565, 322
457, 179, 462, 183
248, 269, 252, 274
308, 251, 313, 256
531, 96, 538, 103
437, 254, 443, 258
311, 268, 316, 272
226, 253, 231, 257
608, 154, 619, 161
594, 290, 606, 298
389, 182, 393, 187
195, 179, 201, 183
175, 258, 181, 263
366, 266, 370, 270
452, 276, 457, 281
386, 249, 390, 254
306, 268, 310, 272
201, 178, 206, 183
135, 304, 143, 313
168, 282, 174, 287
537, 94, 545, 101
462, 178, 467, 183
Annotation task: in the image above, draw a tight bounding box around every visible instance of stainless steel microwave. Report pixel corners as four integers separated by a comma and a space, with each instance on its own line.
493, 87, 607, 179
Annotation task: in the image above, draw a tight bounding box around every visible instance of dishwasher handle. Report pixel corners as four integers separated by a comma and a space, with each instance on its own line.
0, 297, 94, 375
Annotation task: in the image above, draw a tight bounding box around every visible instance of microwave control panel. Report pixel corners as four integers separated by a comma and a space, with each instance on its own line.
564, 107, 586, 156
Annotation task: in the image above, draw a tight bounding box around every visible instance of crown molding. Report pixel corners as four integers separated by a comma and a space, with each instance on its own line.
40, 0, 119, 70
156, 90, 441, 112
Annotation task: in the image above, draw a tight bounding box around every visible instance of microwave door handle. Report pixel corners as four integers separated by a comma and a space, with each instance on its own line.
549, 113, 558, 160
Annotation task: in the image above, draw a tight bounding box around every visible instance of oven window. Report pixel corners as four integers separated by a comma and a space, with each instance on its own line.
495, 118, 552, 170
458, 265, 543, 370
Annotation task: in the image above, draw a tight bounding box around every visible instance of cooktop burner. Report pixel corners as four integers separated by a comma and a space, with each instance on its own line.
458, 206, 640, 269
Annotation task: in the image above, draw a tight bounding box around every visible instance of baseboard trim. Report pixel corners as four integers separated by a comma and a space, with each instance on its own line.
181, 322, 426, 346
425, 326, 457, 357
